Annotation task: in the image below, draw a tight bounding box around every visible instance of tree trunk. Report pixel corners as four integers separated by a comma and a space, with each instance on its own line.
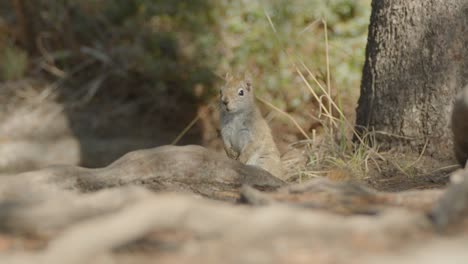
356, 0, 468, 158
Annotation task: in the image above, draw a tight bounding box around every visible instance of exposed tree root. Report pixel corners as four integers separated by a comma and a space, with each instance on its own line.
0, 190, 431, 264
0, 145, 285, 202
241, 179, 444, 214
430, 168, 468, 230
0, 145, 467, 264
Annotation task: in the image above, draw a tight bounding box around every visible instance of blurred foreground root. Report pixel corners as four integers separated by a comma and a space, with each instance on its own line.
0, 145, 468, 264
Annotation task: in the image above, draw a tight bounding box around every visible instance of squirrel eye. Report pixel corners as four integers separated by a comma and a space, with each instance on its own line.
238, 89, 244, 96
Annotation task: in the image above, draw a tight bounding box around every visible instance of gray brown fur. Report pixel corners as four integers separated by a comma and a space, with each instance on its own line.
452, 85, 468, 166
219, 75, 283, 178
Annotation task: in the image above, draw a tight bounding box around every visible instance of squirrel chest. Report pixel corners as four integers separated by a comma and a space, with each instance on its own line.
220, 112, 253, 155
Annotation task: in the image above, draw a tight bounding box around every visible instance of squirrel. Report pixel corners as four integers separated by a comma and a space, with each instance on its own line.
452, 84, 468, 167
219, 74, 283, 179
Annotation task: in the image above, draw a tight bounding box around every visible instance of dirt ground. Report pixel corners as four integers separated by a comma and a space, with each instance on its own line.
0, 80, 464, 264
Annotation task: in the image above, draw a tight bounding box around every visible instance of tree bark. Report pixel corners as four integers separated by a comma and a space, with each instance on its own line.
356, 0, 468, 157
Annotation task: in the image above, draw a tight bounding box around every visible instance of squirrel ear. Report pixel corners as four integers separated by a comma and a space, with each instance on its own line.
244, 73, 253, 91
224, 72, 232, 82
245, 79, 253, 91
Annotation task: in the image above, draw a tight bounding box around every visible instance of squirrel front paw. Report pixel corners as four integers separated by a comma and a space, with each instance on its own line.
224, 146, 239, 160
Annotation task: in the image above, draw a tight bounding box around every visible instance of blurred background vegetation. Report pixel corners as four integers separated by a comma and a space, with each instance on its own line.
0, 0, 371, 173
0, 0, 370, 107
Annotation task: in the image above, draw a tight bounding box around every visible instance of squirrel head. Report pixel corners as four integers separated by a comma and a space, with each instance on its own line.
219, 74, 254, 113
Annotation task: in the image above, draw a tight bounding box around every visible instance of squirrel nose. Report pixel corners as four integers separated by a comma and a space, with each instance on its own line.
221, 97, 229, 105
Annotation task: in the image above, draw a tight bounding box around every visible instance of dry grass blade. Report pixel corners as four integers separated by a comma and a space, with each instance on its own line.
262, 10, 387, 181
171, 100, 219, 145
264, 11, 338, 131
322, 19, 333, 133
171, 115, 201, 145
257, 96, 310, 140
404, 138, 429, 170
299, 18, 321, 35
298, 59, 385, 162
294, 66, 337, 127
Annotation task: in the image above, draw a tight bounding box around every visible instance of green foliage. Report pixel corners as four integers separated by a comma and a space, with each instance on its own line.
215, 0, 371, 109
0, 0, 370, 104
0, 44, 28, 81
